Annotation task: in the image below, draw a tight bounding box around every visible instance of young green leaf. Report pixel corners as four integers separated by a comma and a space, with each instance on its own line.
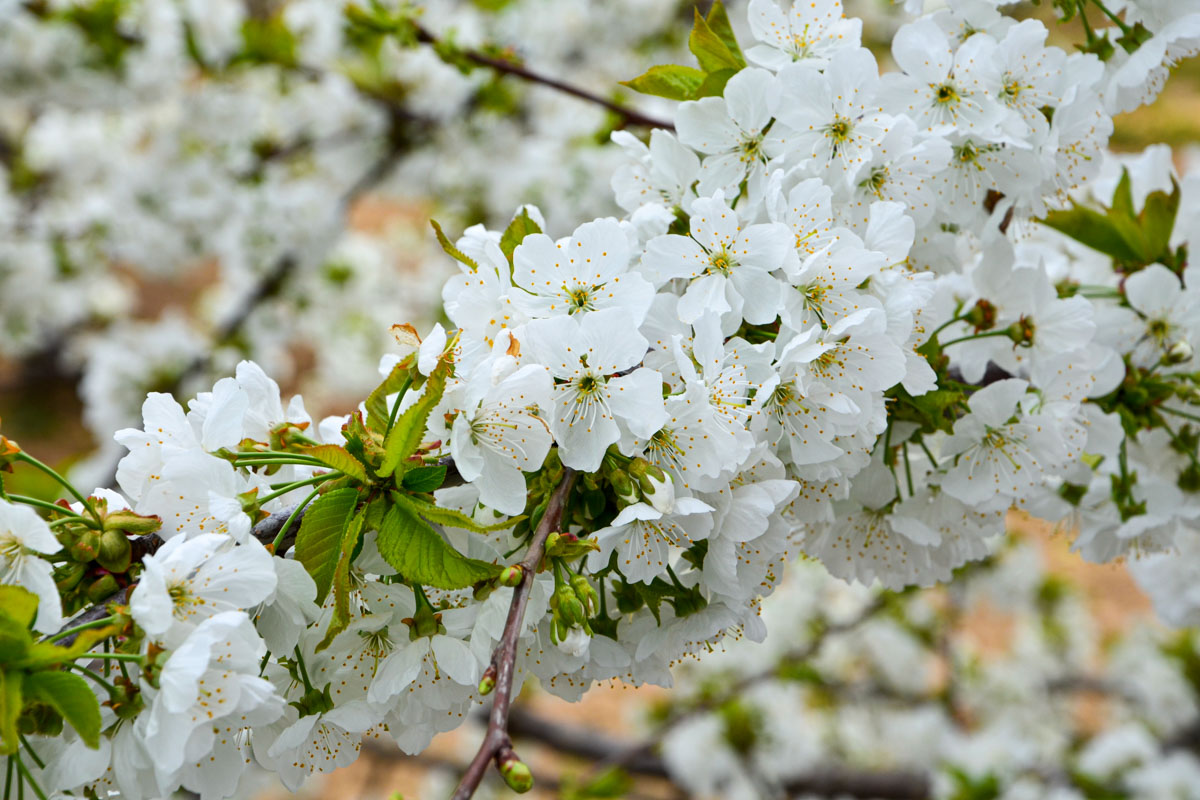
375, 503, 502, 590
1040, 206, 1144, 264
379, 368, 448, 479
688, 8, 744, 73
365, 357, 414, 433
25, 670, 102, 748
393, 492, 522, 533
401, 464, 448, 493
0, 586, 39, 631
292, 487, 360, 604
297, 444, 370, 484
430, 219, 479, 271
695, 67, 738, 99
621, 64, 705, 101
316, 510, 367, 651
499, 208, 542, 264
704, 1, 744, 65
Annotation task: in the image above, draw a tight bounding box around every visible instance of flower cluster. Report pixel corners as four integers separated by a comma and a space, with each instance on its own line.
1, 0, 1199, 798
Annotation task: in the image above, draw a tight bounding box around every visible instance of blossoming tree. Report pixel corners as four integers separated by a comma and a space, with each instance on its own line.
1, 0, 1200, 798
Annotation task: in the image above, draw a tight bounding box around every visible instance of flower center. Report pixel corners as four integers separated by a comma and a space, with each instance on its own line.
566, 285, 596, 314
935, 83, 960, 105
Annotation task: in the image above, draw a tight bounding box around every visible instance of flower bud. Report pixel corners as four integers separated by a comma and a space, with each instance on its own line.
498, 752, 534, 793
551, 585, 586, 628
609, 468, 639, 506
478, 665, 497, 696
69, 530, 101, 563
499, 564, 524, 587
570, 574, 599, 616
629, 459, 674, 513
102, 509, 162, 535
55, 561, 87, 592
1166, 340, 1194, 364
86, 573, 120, 604
96, 529, 133, 573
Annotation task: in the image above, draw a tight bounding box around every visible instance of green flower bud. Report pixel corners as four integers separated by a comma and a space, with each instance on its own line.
499, 565, 524, 587
55, 561, 87, 592
551, 585, 586, 627
102, 509, 162, 535
69, 530, 101, 563
478, 665, 496, 696
86, 573, 120, 604
609, 468, 639, 506
570, 574, 599, 617
629, 458, 674, 513
498, 753, 533, 793
1166, 340, 1193, 364
96, 529, 133, 573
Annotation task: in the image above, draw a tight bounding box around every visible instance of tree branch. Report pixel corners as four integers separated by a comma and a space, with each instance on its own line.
504, 705, 931, 799
412, 24, 674, 131
450, 467, 577, 800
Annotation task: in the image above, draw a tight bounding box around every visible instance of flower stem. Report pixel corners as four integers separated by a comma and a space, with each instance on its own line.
939, 330, 1013, 349
13, 453, 101, 525
257, 472, 338, 506
44, 615, 118, 644
273, 486, 322, 551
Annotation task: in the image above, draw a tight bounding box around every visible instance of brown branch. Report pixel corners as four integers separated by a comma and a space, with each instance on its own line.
412, 24, 673, 131
449, 467, 577, 800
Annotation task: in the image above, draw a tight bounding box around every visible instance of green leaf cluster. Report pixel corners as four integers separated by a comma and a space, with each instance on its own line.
0, 587, 114, 754
1041, 169, 1185, 274
621, 2, 744, 101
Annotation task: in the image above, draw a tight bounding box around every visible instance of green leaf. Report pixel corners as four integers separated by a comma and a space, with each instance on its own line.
393, 492, 522, 533
1112, 168, 1135, 220
704, 1, 743, 66
695, 67, 738, 99
0, 587, 38, 630
25, 670, 101, 749
379, 367, 448, 479
376, 503, 502, 590
292, 487, 360, 604
365, 357, 414, 434
621, 64, 705, 101
430, 219, 479, 271
1140, 180, 1181, 265
0, 670, 21, 754
1040, 206, 1144, 264
401, 465, 448, 493
316, 510, 367, 652
499, 209, 542, 265
688, 8, 743, 73
297, 444, 370, 484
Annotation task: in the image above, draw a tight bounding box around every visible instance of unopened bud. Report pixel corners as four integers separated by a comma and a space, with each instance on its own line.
86, 573, 120, 604
629, 459, 674, 513
478, 665, 497, 696
55, 561, 87, 592
69, 530, 101, 563
610, 468, 639, 506
498, 752, 533, 793
96, 529, 133, 573
570, 574, 599, 616
499, 565, 524, 587
551, 585, 586, 627
102, 509, 162, 535
1166, 340, 1194, 364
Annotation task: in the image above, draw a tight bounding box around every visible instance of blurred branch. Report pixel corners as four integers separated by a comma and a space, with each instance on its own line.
450, 468, 576, 800
504, 706, 931, 800
412, 23, 674, 131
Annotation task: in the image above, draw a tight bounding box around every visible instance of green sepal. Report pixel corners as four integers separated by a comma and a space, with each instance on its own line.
0, 669, 22, 754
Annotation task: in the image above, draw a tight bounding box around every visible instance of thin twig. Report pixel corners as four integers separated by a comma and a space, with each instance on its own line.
449, 467, 576, 800
412, 24, 674, 131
